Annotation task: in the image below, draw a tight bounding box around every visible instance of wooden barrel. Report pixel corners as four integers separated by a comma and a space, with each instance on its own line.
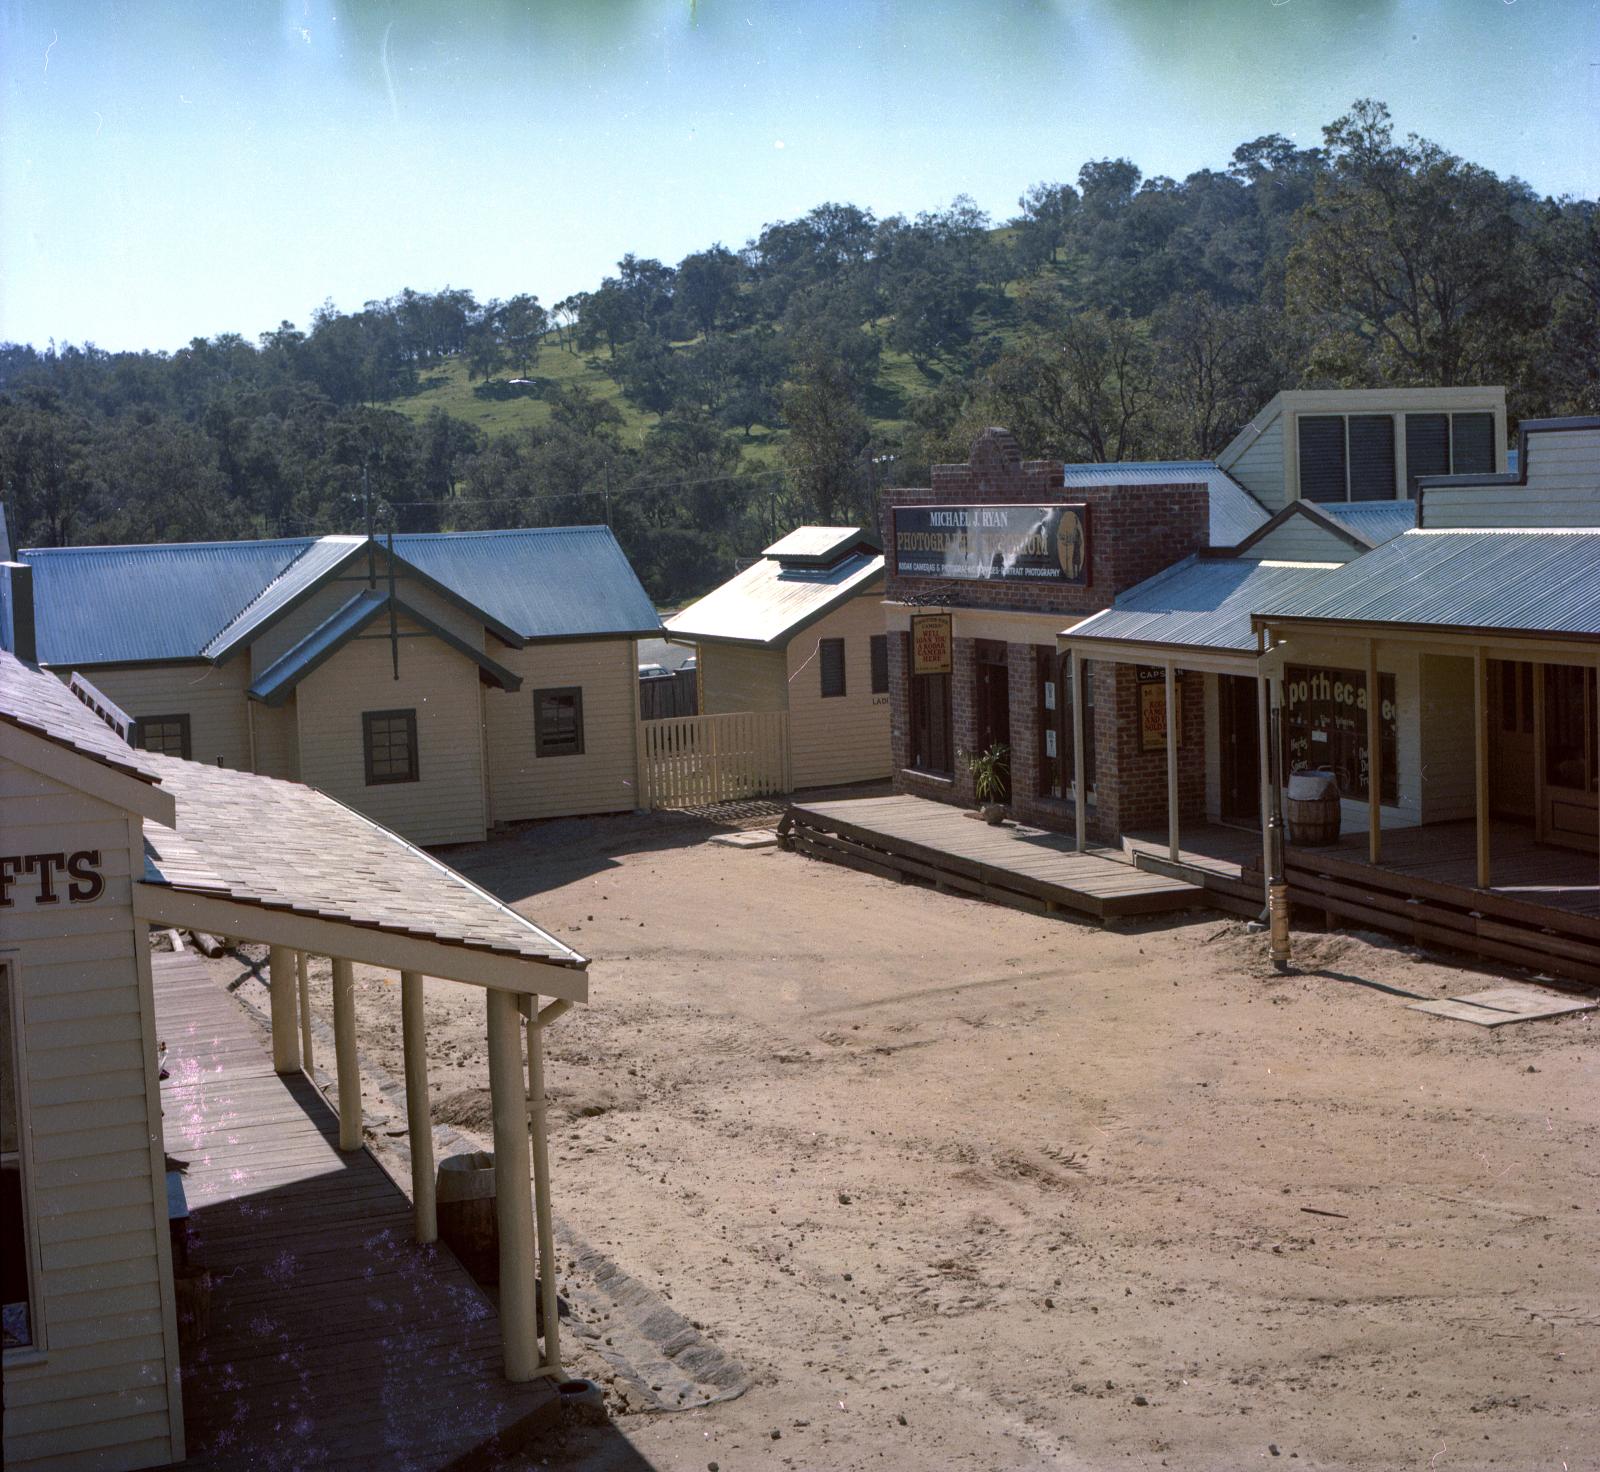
436, 1151, 498, 1285
1285, 768, 1341, 846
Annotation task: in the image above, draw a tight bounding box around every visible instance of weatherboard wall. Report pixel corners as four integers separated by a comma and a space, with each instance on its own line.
784, 593, 892, 790
1226, 416, 1287, 511
295, 615, 488, 846
484, 637, 640, 822
72, 661, 250, 770
1423, 427, 1600, 528
1, 752, 183, 1472
1236, 516, 1363, 564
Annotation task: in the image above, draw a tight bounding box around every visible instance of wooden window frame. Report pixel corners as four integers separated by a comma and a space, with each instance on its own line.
819, 638, 847, 699
2, 956, 46, 1360
869, 634, 889, 696
534, 687, 586, 758
362, 708, 419, 786
135, 713, 192, 761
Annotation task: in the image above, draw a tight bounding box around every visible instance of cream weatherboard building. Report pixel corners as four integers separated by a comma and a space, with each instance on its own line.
666, 527, 891, 791
2, 527, 662, 846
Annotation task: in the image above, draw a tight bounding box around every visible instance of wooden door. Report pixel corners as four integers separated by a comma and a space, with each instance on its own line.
1489, 659, 1535, 819
1219, 674, 1260, 827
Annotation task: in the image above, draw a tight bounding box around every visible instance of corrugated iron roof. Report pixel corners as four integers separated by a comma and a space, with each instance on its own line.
1058, 461, 1269, 548
24, 537, 316, 665
0, 649, 165, 783
1064, 557, 1341, 654
1315, 501, 1416, 546
668, 551, 884, 647
21, 526, 661, 666
393, 527, 660, 642
1257, 529, 1600, 637
140, 754, 585, 969
763, 526, 880, 565
249, 590, 522, 705
203, 536, 366, 659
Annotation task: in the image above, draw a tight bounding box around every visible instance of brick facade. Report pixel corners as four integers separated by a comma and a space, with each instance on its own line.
883, 428, 1210, 844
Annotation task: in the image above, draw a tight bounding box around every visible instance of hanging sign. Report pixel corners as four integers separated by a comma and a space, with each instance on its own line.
910, 614, 952, 675
893, 504, 1090, 584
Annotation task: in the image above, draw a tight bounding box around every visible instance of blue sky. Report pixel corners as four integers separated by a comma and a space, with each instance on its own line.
2, 0, 1596, 352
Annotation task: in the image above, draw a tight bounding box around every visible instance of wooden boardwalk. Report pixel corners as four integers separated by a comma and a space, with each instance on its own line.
782, 794, 1205, 921
154, 952, 559, 1471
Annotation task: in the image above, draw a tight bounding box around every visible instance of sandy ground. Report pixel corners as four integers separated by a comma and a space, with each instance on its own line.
212, 810, 1596, 1471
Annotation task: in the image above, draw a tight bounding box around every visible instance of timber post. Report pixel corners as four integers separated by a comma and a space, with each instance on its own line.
401, 971, 436, 1243
331, 958, 361, 1151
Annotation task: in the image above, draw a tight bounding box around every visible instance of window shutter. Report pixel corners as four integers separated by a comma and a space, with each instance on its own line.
1297, 416, 1347, 502
1451, 413, 1495, 475
820, 639, 846, 698
1405, 413, 1450, 494
869, 634, 889, 695
1347, 415, 1396, 501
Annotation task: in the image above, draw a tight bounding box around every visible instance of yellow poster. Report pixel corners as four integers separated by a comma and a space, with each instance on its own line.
911, 614, 952, 675
1140, 680, 1182, 751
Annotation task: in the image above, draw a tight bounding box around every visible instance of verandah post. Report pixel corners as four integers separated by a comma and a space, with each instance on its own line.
331, 957, 362, 1151
487, 988, 538, 1380
401, 971, 436, 1244
269, 944, 300, 1074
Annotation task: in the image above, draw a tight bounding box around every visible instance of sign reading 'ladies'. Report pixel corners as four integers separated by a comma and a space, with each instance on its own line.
893, 503, 1090, 585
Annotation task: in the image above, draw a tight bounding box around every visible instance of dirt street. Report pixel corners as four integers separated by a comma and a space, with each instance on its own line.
231, 811, 1597, 1471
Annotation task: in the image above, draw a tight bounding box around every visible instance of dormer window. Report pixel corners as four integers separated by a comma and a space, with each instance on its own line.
1403, 412, 1496, 494
1297, 415, 1396, 503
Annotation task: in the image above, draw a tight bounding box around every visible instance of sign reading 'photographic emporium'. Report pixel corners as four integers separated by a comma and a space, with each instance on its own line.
893, 503, 1090, 585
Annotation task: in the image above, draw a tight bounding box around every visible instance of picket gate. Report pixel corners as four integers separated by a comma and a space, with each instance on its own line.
640, 711, 791, 808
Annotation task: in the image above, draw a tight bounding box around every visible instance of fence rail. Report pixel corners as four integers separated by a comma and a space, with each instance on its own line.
641, 711, 791, 809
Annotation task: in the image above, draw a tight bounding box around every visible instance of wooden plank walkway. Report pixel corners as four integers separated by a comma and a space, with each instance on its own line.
154, 952, 559, 1471
782, 794, 1205, 921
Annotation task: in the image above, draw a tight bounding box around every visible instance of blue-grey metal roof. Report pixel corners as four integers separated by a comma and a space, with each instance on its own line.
1315, 501, 1417, 546
1058, 461, 1270, 548
203, 536, 367, 659
23, 537, 316, 665
392, 528, 660, 642
21, 526, 661, 666
249, 589, 522, 705
1064, 556, 1342, 654
1257, 529, 1600, 638
668, 551, 884, 647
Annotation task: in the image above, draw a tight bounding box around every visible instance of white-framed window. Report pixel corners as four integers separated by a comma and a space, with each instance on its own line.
2, 957, 44, 1355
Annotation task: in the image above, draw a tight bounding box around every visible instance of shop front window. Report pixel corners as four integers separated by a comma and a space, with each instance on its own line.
1035, 649, 1093, 801
1283, 664, 1398, 803
1545, 665, 1598, 794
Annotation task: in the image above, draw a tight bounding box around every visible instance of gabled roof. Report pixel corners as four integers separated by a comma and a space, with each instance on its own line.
140, 754, 586, 974
249, 590, 523, 706
0, 648, 165, 784
1255, 529, 1600, 640
18, 526, 662, 667
24, 536, 317, 665
1058, 461, 1269, 548
1314, 501, 1418, 546
1063, 556, 1341, 655
668, 547, 885, 648
203, 535, 526, 661
1232, 498, 1414, 557
763, 526, 881, 566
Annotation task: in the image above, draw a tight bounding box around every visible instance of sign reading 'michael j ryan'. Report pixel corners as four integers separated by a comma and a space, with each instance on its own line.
893, 503, 1090, 585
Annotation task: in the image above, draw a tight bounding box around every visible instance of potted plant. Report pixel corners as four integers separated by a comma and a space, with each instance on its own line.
964, 742, 1011, 824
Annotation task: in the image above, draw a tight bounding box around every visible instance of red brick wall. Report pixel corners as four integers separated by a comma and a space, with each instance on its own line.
883, 428, 1210, 841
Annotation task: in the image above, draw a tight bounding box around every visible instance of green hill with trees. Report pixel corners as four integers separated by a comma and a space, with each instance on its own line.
2, 101, 1594, 604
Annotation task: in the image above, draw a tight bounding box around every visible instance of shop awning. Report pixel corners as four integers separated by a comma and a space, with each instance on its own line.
1253, 528, 1600, 641
136, 753, 586, 998
1061, 556, 1340, 659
